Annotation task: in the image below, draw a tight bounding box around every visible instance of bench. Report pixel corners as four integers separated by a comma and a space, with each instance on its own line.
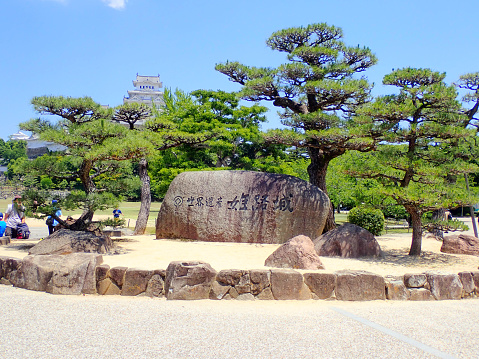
384, 218, 410, 232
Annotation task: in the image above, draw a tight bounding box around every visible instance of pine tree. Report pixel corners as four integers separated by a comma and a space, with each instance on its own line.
216, 23, 377, 232
113, 102, 152, 235
21, 96, 152, 231
346, 68, 478, 255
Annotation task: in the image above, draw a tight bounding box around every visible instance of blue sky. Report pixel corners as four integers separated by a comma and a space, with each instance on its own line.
1, 0, 477, 140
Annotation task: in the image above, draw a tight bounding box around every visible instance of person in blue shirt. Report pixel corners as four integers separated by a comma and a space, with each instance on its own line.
113, 208, 123, 218
46, 200, 62, 235
0, 212, 6, 237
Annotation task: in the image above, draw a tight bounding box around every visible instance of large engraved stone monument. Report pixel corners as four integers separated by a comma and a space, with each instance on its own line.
156, 171, 330, 244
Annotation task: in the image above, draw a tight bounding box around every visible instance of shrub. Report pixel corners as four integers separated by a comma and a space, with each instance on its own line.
348, 206, 384, 235
101, 217, 126, 228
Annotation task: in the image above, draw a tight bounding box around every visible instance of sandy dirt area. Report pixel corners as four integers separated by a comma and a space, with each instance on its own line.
1, 217, 478, 276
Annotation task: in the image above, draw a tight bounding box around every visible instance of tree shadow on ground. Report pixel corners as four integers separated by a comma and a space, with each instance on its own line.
356, 248, 464, 268
3, 243, 36, 252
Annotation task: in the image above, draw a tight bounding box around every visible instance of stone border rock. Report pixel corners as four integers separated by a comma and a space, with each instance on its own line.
0, 236, 11, 246
1, 254, 478, 301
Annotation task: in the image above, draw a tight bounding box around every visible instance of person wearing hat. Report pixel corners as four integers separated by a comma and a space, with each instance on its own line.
4, 195, 26, 238
0, 212, 6, 237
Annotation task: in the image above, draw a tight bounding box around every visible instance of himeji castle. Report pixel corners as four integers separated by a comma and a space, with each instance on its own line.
123, 74, 165, 108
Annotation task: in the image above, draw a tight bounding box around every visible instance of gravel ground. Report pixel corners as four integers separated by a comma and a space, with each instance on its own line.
1, 285, 477, 359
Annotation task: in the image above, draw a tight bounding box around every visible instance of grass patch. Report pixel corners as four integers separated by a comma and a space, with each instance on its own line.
0, 197, 160, 232
64, 201, 161, 220
334, 213, 348, 225
0, 197, 12, 213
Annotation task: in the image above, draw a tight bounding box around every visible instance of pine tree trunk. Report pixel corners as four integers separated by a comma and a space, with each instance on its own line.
69, 208, 95, 231
134, 158, 151, 235
407, 207, 423, 256
69, 159, 96, 231
431, 209, 445, 239
307, 149, 336, 233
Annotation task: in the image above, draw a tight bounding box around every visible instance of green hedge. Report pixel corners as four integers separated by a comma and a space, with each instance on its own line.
348, 206, 385, 235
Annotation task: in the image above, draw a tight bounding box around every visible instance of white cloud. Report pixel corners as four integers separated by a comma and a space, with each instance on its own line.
101, 0, 127, 9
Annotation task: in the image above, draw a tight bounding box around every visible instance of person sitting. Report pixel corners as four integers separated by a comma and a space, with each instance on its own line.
4, 195, 26, 239
0, 212, 6, 237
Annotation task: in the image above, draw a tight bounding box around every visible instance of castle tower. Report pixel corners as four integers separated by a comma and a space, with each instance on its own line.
123, 74, 165, 107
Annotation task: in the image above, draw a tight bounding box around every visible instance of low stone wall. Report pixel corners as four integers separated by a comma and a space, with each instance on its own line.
1, 254, 478, 301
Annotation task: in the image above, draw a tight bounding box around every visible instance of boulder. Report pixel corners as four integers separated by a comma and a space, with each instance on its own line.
97, 278, 121, 295
313, 223, 381, 258
265, 235, 324, 270
250, 269, 271, 296
164, 261, 217, 300
0, 256, 22, 281
156, 170, 330, 244
214, 270, 254, 297
209, 281, 231, 300
440, 234, 479, 255
473, 272, 479, 293
95, 264, 110, 282
11, 253, 102, 295
121, 268, 155, 296
270, 269, 310, 300
256, 287, 275, 300
216, 269, 244, 286
403, 273, 427, 288
408, 288, 433, 301
29, 229, 113, 255
458, 272, 475, 295
228, 287, 239, 299
9, 255, 62, 291
235, 272, 252, 294
335, 270, 385, 301
426, 271, 463, 300
303, 272, 336, 299
47, 254, 102, 295
385, 279, 410, 300
145, 274, 165, 297
109, 266, 128, 288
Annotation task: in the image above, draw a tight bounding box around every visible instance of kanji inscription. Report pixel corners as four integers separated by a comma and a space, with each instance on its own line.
173, 192, 294, 212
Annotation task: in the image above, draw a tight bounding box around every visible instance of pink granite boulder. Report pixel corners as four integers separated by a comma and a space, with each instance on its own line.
440, 234, 479, 255
313, 223, 381, 258
156, 170, 330, 244
265, 235, 324, 270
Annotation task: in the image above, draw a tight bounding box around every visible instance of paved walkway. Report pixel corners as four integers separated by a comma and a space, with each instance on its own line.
1, 285, 477, 358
